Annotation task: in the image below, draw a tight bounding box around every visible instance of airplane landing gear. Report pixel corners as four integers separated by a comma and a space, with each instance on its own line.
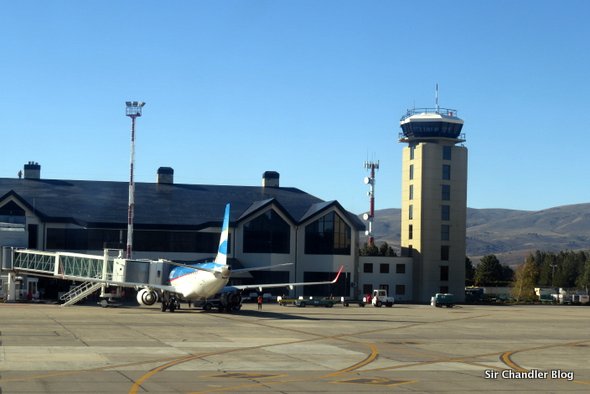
160, 293, 180, 312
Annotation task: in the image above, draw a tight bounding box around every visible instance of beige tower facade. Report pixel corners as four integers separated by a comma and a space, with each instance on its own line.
399, 109, 467, 303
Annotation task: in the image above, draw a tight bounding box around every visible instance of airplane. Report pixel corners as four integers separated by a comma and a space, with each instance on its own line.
129, 203, 343, 312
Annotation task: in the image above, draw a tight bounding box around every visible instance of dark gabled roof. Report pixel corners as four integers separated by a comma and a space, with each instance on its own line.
237, 198, 296, 224
0, 178, 365, 231
300, 200, 365, 229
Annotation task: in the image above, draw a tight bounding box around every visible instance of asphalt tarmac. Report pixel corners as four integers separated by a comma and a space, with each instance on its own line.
0, 301, 589, 393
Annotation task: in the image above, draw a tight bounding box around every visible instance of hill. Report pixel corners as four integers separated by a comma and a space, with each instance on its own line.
363, 203, 590, 266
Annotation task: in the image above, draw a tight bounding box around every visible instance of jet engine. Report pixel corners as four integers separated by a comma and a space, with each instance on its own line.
220, 290, 242, 312
136, 288, 159, 306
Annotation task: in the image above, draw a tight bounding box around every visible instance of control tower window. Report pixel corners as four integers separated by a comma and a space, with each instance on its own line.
441, 205, 450, 221
441, 224, 450, 241
440, 265, 449, 281
441, 245, 450, 261
443, 146, 452, 160
409, 164, 414, 180
442, 164, 451, 180
442, 185, 450, 200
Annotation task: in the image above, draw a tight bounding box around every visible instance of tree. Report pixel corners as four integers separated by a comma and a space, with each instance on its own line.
512, 256, 538, 302
474, 255, 504, 286
537, 253, 555, 286
501, 264, 514, 282
465, 257, 475, 286
360, 241, 397, 257
379, 242, 397, 257
359, 242, 379, 256
576, 261, 590, 294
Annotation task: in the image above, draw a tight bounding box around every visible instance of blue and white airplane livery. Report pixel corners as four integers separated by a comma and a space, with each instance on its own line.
134, 203, 343, 312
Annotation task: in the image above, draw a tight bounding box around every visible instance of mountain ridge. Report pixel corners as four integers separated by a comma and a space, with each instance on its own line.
361, 203, 590, 265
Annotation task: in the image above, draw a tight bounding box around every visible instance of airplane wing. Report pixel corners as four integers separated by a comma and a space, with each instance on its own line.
231, 266, 344, 292
231, 262, 292, 273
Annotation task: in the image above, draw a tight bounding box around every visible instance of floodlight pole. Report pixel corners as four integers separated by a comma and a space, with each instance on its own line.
125, 101, 145, 259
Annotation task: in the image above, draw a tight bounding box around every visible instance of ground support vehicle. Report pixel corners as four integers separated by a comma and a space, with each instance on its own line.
192, 296, 242, 312
341, 297, 365, 307
277, 297, 297, 306
294, 298, 335, 308
432, 293, 455, 308
371, 289, 395, 307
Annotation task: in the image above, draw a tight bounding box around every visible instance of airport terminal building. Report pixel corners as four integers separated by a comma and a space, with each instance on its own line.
0, 164, 413, 301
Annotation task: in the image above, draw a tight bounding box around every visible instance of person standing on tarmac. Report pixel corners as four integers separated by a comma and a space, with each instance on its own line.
257, 294, 263, 311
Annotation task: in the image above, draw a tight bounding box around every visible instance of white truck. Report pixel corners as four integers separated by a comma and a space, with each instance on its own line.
371, 289, 395, 307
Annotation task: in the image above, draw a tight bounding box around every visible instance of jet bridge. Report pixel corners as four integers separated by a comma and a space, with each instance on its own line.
1, 247, 170, 306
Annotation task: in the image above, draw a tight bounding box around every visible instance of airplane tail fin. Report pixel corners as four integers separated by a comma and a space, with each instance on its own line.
214, 203, 230, 266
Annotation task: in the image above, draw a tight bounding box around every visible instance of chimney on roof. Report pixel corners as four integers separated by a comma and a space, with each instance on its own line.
24, 162, 41, 180
157, 167, 174, 184
262, 171, 279, 188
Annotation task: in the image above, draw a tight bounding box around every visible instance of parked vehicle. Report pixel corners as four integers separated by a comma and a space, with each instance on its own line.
371, 289, 395, 307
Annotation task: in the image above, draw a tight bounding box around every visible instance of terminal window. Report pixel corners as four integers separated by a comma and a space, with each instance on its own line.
396, 263, 406, 274
243, 209, 290, 253
363, 263, 373, 273
409, 164, 414, 180
380, 263, 389, 274
0, 201, 26, 230
305, 212, 351, 255
395, 284, 406, 296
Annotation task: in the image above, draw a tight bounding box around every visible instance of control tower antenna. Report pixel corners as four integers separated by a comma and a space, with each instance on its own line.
435, 83, 440, 113
125, 101, 146, 259
363, 160, 380, 246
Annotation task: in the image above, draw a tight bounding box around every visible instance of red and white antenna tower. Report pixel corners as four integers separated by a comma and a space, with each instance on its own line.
363, 160, 379, 246
125, 101, 145, 259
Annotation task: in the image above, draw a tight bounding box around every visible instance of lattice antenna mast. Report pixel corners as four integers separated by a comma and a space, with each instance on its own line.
125, 101, 145, 259
363, 160, 380, 246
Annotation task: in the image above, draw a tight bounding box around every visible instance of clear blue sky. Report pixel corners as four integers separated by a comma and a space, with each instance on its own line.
2, 0, 589, 214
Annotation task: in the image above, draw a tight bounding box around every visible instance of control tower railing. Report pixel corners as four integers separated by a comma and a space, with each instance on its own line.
398, 132, 466, 141
400, 107, 459, 122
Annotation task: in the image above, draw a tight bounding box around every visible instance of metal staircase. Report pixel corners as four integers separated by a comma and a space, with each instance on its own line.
59, 281, 104, 306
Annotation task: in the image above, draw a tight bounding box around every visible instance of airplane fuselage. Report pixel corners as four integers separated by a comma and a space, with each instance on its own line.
169, 262, 230, 299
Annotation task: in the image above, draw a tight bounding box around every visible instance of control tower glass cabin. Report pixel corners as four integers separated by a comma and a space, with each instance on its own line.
399, 108, 467, 303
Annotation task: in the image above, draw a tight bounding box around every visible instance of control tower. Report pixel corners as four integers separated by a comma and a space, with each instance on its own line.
399, 107, 467, 303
